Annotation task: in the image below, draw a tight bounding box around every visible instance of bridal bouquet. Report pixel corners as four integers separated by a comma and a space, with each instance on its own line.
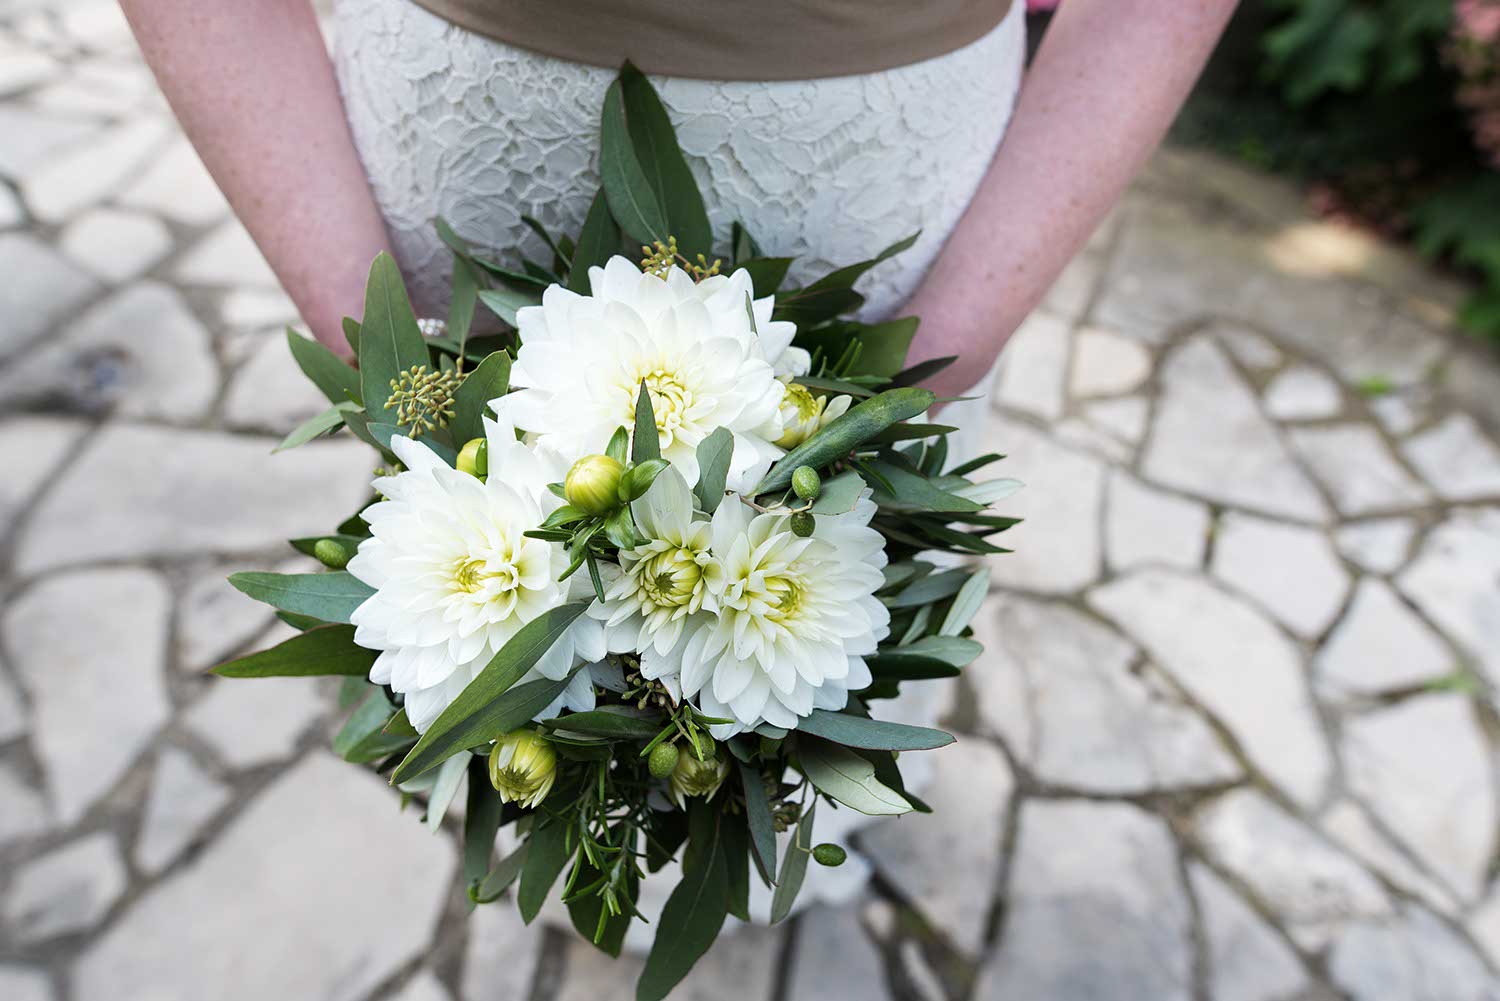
216, 65, 1018, 1000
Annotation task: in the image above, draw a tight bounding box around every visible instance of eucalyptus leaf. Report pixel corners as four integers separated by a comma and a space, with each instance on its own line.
796, 710, 954, 751
736, 758, 778, 885
632, 382, 660, 462
358, 252, 431, 423
447, 254, 481, 352
542, 705, 663, 740
866, 650, 961, 682
809, 470, 867, 515
463, 757, 508, 893
471, 842, 529, 904
618, 62, 712, 259
477, 287, 541, 328
599, 78, 668, 246
897, 634, 984, 667
692, 427, 733, 513
287, 328, 361, 407
228, 571, 375, 624
273, 404, 354, 452
637, 802, 729, 1001
212, 624, 374, 678
425, 752, 470, 833
939, 568, 990, 636
800, 739, 912, 816
518, 808, 572, 923
390, 603, 590, 783
570, 189, 621, 292
769, 801, 815, 924
735, 257, 794, 294
451, 350, 511, 445
335, 692, 414, 764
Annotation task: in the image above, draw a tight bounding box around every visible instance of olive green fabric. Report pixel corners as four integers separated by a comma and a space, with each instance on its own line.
407, 0, 1015, 80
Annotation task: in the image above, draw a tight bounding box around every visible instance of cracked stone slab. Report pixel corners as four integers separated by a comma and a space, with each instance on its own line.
1070, 326, 1151, 398
15, 425, 375, 574
994, 311, 1070, 421
1083, 395, 1149, 445
1142, 335, 1329, 522
4, 567, 171, 824
20, 116, 170, 223
1341, 694, 1494, 904
222, 332, 334, 434
1210, 511, 1350, 639
0, 415, 85, 534
1471, 885, 1500, 970
0, 967, 53, 1001
980, 416, 1105, 594
553, 924, 782, 1001
1194, 788, 1391, 950
975, 800, 1192, 1001
118, 136, 229, 225
1106, 470, 1210, 572
1090, 570, 1332, 808
58, 206, 173, 283
0, 105, 100, 181
386, 970, 452, 1001
1328, 906, 1500, 1001
74, 752, 456, 1001
174, 220, 279, 287
0, 232, 99, 356
176, 559, 299, 674
1264, 364, 1343, 420
3, 832, 127, 943
135, 747, 232, 874
787, 905, 893, 1001
863, 735, 1012, 955
1402, 413, 1500, 501
1188, 862, 1308, 1001
0, 765, 50, 846
0, 281, 218, 421
1321, 799, 1461, 917
184, 676, 329, 769
1397, 508, 1500, 687
969, 595, 1239, 793
1287, 425, 1430, 516
460, 901, 543, 1001
1336, 517, 1417, 574
1315, 579, 1454, 698
0, 667, 26, 744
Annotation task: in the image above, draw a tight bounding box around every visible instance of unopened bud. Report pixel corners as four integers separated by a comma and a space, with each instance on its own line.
564, 454, 625, 515
791, 466, 821, 501
312, 537, 356, 569
790, 511, 815, 538
668, 741, 728, 809
812, 843, 847, 867
488, 729, 557, 809
456, 437, 488, 478
648, 741, 680, 779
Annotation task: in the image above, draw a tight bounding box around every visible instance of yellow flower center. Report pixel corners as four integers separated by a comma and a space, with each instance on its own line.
636, 548, 703, 609
784, 382, 822, 422
450, 555, 518, 595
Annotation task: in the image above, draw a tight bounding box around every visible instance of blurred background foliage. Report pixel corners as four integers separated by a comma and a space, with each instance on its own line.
1162, 0, 1500, 342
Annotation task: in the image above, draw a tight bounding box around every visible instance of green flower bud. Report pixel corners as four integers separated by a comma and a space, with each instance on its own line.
790, 511, 815, 538
648, 741, 680, 779
791, 465, 821, 501
668, 741, 729, 809
311, 537, 356, 569
564, 454, 625, 515
456, 437, 488, 478
488, 729, 557, 809
812, 843, 847, 867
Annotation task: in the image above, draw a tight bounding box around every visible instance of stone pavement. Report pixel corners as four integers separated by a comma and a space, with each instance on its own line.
4, 3, 1500, 1000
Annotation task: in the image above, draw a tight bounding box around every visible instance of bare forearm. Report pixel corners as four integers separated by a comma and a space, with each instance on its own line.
121, 0, 389, 352
909, 0, 1239, 396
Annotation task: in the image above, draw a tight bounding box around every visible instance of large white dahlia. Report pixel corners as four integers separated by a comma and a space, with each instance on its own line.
677, 493, 891, 736
347, 418, 605, 732
498, 256, 804, 493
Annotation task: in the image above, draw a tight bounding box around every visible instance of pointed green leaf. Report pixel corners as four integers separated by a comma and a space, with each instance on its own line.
808, 470, 866, 515
599, 78, 669, 246
939, 568, 990, 636
518, 808, 572, 923
618, 62, 712, 259
637, 802, 730, 1001
754, 387, 936, 494
228, 571, 375, 624
736, 758, 778, 884
477, 287, 541, 328
692, 427, 733, 513
570, 189, 623, 293
274, 403, 354, 452
212, 624, 374, 678
287, 328, 362, 406
769, 801, 815, 924
800, 739, 912, 815
451, 350, 511, 445
358, 252, 430, 421
632, 382, 660, 462
541, 705, 663, 740
425, 752, 470, 833
390, 603, 590, 783
471, 841, 529, 904
463, 757, 508, 893
796, 710, 955, 751
447, 254, 481, 352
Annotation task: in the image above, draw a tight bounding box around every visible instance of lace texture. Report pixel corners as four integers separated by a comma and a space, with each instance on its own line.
332, 0, 1026, 319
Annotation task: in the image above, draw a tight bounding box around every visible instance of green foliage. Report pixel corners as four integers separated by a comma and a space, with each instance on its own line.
1262, 0, 1450, 105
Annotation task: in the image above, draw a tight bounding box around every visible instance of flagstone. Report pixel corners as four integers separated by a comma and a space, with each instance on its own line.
1215, 324, 1283, 370
1106, 470, 1210, 572
1083, 395, 1149, 445
0, 765, 50, 846
14, 425, 374, 574
0, 105, 98, 180
118, 137, 230, 226
1335, 517, 1416, 574
1328, 906, 1500, 1001
788, 906, 893, 1001
135, 747, 232, 875
969, 595, 1239, 793
1090, 570, 1332, 808
976, 800, 1192, 1001
20, 116, 169, 223
553, 924, 782, 1001
222, 332, 333, 434
863, 736, 1012, 955
1288, 425, 1430, 516
1397, 508, 1500, 686
980, 416, 1105, 594
0, 666, 27, 743
1194, 788, 1390, 950
176, 561, 290, 674
3, 567, 171, 824
387, 970, 452, 1001
1210, 512, 1350, 639
184, 676, 329, 770
0, 415, 85, 535
460, 900, 543, 1001
1070, 326, 1151, 398
73, 753, 456, 1001
1142, 336, 1329, 522
1341, 694, 1493, 904
1264, 364, 1342, 420
1320, 799, 1461, 917
58, 206, 172, 283
174, 219, 279, 288
0, 182, 21, 228
0, 232, 99, 356
994, 311, 1070, 421
1316, 579, 1454, 698
1187, 863, 1308, 1001
4, 832, 127, 943
1402, 413, 1500, 501
1470, 884, 1500, 970
0, 967, 53, 1001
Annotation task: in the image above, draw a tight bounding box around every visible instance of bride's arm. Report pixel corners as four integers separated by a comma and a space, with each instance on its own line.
121, 0, 389, 353
905, 0, 1240, 398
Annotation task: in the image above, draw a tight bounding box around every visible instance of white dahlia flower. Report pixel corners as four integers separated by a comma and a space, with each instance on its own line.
676, 492, 890, 736
347, 417, 605, 732
774, 380, 852, 450
590, 466, 722, 672
498, 256, 804, 493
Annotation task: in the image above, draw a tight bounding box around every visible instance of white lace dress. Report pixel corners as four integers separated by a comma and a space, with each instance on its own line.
332, 0, 1026, 939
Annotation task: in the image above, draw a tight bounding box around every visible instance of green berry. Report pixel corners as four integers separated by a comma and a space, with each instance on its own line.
791, 465, 821, 501
648, 741, 680, 780
812, 843, 847, 867
312, 537, 355, 569
790, 511, 815, 538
